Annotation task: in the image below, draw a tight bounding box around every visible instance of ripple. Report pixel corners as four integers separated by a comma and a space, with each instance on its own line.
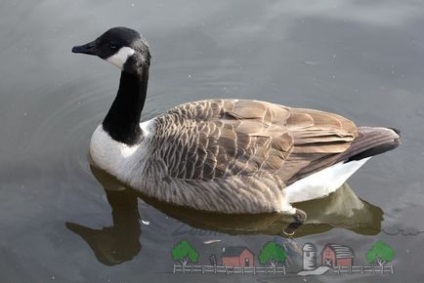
26, 72, 174, 193
25, 75, 113, 185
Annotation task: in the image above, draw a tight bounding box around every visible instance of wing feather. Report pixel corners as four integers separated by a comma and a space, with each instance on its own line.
150, 99, 357, 184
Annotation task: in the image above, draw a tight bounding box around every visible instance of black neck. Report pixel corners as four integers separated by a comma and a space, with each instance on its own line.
102, 70, 148, 145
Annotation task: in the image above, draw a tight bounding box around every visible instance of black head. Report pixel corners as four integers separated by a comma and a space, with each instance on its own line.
72, 27, 151, 73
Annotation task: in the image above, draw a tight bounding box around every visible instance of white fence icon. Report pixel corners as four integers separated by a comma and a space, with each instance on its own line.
173, 264, 286, 275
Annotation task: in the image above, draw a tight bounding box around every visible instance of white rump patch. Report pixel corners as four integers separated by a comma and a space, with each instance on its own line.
284, 158, 371, 204
106, 47, 135, 69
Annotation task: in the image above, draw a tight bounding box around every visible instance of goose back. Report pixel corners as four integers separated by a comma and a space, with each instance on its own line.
148, 99, 356, 183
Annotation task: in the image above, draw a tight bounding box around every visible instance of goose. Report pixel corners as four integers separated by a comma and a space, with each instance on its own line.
72, 27, 400, 232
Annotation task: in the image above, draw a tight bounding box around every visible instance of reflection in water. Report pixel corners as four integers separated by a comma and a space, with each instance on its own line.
66, 188, 141, 266
67, 165, 383, 265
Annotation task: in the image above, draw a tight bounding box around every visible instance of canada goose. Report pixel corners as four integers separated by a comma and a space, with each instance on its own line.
72, 27, 400, 232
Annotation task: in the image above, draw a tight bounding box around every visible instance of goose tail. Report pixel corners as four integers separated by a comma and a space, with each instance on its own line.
284, 127, 400, 204
338, 127, 401, 163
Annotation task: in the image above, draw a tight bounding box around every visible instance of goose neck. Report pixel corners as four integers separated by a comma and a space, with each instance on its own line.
102, 69, 149, 145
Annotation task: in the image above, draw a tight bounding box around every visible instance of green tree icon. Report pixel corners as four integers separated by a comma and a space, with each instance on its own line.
258, 241, 287, 267
366, 240, 395, 266
171, 240, 199, 267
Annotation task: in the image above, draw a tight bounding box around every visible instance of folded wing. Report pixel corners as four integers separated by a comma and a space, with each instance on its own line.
151, 99, 357, 184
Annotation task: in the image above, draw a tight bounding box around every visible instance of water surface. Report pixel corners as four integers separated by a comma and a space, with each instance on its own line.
1, 1, 424, 282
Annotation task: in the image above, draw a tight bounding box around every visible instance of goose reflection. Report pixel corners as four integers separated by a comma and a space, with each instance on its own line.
66, 165, 383, 265
66, 187, 141, 266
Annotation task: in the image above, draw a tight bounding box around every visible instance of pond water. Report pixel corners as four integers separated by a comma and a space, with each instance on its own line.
1, 1, 424, 282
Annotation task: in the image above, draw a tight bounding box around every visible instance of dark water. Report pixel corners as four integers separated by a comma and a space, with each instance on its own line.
1, 1, 424, 282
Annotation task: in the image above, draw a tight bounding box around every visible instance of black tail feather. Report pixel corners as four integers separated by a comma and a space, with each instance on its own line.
338, 127, 401, 162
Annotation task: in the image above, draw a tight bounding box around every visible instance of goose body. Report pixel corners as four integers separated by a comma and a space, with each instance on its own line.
72, 27, 400, 222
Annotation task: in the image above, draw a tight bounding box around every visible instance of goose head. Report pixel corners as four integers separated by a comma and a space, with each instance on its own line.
72, 27, 151, 74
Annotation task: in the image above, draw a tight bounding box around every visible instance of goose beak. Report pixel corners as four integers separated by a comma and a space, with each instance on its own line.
72, 40, 97, 55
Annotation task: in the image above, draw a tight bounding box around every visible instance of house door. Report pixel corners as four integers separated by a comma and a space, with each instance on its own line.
324, 259, 333, 267
244, 258, 250, 267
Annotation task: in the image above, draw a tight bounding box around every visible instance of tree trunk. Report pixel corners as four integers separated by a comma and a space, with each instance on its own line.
270, 261, 276, 274
376, 257, 386, 267
181, 258, 188, 273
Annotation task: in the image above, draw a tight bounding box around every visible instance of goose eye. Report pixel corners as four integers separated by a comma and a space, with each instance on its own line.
109, 43, 119, 50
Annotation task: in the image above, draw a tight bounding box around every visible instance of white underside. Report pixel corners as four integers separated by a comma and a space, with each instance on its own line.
284, 157, 371, 204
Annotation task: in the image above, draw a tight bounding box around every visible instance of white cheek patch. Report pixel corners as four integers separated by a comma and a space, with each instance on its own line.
106, 47, 135, 69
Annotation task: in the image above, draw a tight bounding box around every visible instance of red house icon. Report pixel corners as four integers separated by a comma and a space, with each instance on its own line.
222, 246, 255, 267
321, 243, 355, 267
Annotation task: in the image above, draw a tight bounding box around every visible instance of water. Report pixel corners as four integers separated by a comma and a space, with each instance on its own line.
1, 1, 423, 282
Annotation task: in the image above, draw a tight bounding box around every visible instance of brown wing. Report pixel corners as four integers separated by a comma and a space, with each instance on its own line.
150, 99, 357, 183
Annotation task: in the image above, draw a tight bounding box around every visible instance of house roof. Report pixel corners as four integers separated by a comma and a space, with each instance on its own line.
222, 246, 253, 258
303, 243, 316, 252
323, 243, 355, 259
